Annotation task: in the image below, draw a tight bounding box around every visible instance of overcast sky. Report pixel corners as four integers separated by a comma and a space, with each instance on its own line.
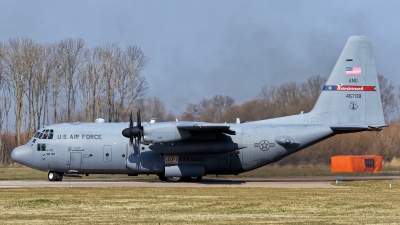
1, 0, 399, 115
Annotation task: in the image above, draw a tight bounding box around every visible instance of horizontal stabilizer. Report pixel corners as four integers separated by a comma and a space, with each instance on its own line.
330, 124, 387, 132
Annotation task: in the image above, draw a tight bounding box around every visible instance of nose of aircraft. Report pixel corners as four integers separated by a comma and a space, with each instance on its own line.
11, 145, 33, 166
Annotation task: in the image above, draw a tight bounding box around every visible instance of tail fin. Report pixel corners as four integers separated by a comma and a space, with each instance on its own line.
309, 36, 386, 130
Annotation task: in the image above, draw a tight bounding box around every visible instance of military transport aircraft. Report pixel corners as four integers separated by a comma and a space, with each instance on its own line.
11, 36, 386, 182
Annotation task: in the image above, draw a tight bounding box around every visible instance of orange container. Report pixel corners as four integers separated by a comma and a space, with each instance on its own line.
331, 155, 382, 172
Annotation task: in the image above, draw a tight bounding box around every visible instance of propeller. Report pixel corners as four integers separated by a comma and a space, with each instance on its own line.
122, 109, 144, 145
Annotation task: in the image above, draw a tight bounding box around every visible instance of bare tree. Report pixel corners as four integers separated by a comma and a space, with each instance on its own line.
79, 47, 104, 121
0, 42, 5, 165
50, 42, 65, 124
257, 76, 326, 120
124, 45, 148, 114
3, 38, 37, 145
257, 85, 279, 118
202, 95, 235, 122
59, 38, 85, 121
164, 111, 176, 121
25, 42, 45, 135
39, 44, 58, 126
378, 75, 396, 122
138, 97, 167, 122
78, 44, 149, 122
33, 44, 55, 129
300, 75, 327, 110
221, 100, 261, 123
100, 43, 122, 122
180, 103, 201, 121
181, 95, 235, 122
397, 86, 400, 119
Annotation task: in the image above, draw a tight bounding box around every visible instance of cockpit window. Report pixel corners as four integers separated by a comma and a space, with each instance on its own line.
38, 132, 45, 139
49, 130, 54, 139
36, 129, 54, 139
34, 132, 41, 138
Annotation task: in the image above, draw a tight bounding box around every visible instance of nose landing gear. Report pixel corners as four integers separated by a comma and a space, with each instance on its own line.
48, 171, 63, 181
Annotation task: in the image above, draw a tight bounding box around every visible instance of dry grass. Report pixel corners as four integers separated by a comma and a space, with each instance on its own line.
384, 157, 400, 167
0, 164, 156, 180
0, 181, 399, 224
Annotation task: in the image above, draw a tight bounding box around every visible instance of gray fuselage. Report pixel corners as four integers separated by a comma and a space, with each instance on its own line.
15, 120, 334, 176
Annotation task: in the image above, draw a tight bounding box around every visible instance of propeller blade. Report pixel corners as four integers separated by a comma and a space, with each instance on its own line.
122, 109, 144, 147
137, 108, 142, 129
129, 111, 133, 129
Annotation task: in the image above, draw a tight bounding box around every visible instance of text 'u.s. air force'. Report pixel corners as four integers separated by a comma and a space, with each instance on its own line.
57, 134, 102, 140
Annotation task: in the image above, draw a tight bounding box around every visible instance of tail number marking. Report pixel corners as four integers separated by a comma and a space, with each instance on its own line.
346, 94, 361, 98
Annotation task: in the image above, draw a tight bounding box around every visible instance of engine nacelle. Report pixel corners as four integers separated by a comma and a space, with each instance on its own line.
143, 123, 191, 143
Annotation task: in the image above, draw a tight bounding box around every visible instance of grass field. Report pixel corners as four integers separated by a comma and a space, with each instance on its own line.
0, 181, 399, 224
1, 164, 400, 181
1, 165, 400, 224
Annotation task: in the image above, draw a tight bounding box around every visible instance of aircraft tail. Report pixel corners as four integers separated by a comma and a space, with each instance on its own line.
308, 36, 386, 130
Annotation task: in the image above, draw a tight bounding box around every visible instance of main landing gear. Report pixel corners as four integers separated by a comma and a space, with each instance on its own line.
157, 174, 202, 182
48, 171, 63, 181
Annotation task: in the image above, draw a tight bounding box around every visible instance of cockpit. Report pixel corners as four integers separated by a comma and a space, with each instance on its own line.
33, 129, 54, 140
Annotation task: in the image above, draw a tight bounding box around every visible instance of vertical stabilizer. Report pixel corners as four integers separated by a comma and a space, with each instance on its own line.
308, 36, 385, 128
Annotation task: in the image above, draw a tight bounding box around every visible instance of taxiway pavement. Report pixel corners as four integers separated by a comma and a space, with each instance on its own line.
1, 176, 399, 188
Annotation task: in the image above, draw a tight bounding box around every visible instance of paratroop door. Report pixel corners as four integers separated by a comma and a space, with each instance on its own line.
70, 152, 82, 169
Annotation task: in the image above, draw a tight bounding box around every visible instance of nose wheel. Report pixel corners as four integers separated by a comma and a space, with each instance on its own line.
48, 171, 63, 181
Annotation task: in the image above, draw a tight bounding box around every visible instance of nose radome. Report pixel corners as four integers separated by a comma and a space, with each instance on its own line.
11, 145, 33, 166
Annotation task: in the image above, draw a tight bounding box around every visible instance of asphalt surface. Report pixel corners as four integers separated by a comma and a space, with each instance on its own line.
1, 176, 399, 188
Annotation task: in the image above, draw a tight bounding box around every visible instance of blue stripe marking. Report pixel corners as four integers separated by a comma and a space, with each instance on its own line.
322, 85, 337, 91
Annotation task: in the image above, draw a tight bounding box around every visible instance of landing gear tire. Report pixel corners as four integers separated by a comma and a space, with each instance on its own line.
183, 176, 203, 182
48, 171, 63, 182
56, 173, 63, 181
48, 171, 58, 182
165, 176, 183, 182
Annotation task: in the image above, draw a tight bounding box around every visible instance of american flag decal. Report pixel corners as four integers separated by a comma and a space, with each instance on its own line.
346, 67, 361, 75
